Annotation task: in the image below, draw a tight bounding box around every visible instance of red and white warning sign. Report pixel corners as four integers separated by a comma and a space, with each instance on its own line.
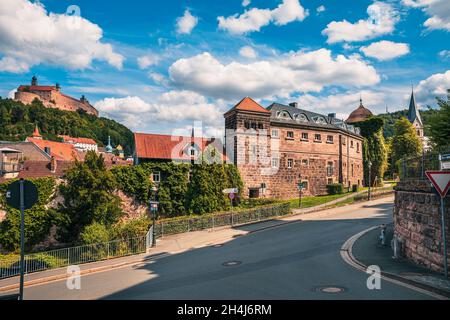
425, 171, 450, 198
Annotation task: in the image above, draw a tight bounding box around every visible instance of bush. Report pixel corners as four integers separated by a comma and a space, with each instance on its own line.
111, 216, 151, 240
80, 222, 110, 245
326, 183, 344, 195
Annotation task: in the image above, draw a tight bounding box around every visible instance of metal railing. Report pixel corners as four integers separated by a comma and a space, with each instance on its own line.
0, 236, 148, 279
153, 203, 291, 238
400, 150, 450, 180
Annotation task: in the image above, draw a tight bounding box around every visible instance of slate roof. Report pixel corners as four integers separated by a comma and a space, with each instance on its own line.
407, 90, 423, 126
267, 102, 360, 135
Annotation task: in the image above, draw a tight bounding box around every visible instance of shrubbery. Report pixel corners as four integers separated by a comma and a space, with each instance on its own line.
326, 183, 344, 195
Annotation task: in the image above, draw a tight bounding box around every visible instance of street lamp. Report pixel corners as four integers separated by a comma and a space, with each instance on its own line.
149, 186, 159, 247
297, 175, 303, 209
368, 160, 372, 201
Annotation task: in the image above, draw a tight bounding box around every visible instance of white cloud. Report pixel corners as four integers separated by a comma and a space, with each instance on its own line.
94, 91, 223, 130
296, 90, 387, 120
168, 49, 380, 100
316, 5, 326, 14
242, 0, 251, 7
414, 70, 450, 105
439, 50, 450, 58
137, 54, 160, 69
360, 40, 410, 61
218, 0, 308, 35
322, 1, 399, 43
0, 0, 124, 73
402, 0, 450, 31
239, 46, 258, 58
176, 9, 198, 34
148, 72, 166, 84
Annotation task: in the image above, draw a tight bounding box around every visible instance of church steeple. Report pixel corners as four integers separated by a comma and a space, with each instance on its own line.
407, 88, 423, 126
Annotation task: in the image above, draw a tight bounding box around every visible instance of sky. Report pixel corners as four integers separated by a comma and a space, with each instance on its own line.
0, 0, 449, 138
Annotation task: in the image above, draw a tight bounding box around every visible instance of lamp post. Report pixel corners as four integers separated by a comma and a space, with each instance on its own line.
368, 160, 372, 201
150, 186, 158, 247
297, 175, 303, 209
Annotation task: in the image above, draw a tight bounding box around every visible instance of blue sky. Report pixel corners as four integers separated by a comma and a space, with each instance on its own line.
0, 0, 449, 137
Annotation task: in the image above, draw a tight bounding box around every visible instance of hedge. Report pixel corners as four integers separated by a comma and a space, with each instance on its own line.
326, 183, 344, 195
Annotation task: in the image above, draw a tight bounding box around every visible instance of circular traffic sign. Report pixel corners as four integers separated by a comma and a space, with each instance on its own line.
229, 193, 235, 200
5, 180, 39, 210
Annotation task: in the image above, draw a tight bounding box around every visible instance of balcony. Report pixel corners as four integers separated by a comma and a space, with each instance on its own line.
0, 162, 23, 176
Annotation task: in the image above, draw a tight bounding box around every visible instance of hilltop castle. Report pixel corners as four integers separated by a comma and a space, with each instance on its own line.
14, 76, 99, 116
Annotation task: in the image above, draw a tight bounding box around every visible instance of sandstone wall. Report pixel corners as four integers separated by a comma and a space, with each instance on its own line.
394, 179, 450, 273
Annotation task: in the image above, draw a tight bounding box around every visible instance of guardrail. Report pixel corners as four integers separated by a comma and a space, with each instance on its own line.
153, 203, 291, 238
0, 236, 147, 280
400, 150, 450, 180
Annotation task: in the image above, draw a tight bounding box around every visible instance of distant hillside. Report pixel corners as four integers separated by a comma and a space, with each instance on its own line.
0, 98, 134, 155
377, 108, 438, 139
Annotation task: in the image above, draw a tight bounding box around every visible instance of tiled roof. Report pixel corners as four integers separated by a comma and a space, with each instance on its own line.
60, 135, 97, 145
26, 137, 79, 161
134, 133, 225, 161
18, 85, 56, 92
225, 97, 271, 114
346, 103, 373, 123
18, 160, 73, 179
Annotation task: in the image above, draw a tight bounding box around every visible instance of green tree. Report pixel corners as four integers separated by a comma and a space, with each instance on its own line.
353, 117, 388, 187
391, 117, 423, 170
58, 151, 123, 242
427, 89, 450, 149
80, 222, 110, 245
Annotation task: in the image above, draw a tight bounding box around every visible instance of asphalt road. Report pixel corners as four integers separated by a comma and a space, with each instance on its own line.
2, 198, 435, 299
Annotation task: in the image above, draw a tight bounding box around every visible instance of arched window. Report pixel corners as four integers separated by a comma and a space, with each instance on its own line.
294, 113, 308, 122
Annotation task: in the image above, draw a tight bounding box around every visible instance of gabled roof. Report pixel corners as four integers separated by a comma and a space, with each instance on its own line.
134, 133, 226, 161
26, 137, 79, 161
225, 97, 271, 115
59, 135, 97, 145
407, 90, 423, 126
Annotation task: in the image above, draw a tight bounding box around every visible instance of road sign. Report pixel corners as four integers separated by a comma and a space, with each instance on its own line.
6, 179, 38, 210
442, 162, 450, 170
223, 188, 238, 194
441, 154, 450, 161
229, 193, 235, 200
425, 171, 450, 198
297, 182, 305, 191
149, 201, 159, 210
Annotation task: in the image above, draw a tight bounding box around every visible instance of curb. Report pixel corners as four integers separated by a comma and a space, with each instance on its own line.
341, 226, 450, 300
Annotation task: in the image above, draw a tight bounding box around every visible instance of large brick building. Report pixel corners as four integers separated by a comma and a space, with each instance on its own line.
224, 97, 365, 199
14, 76, 99, 116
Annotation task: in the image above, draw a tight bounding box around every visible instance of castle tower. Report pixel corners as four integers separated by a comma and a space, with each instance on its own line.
31, 76, 37, 86
224, 97, 272, 198
407, 89, 424, 139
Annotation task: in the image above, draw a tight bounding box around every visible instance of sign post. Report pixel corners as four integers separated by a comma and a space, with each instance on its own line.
223, 188, 238, 211
297, 182, 304, 209
6, 179, 39, 300
425, 171, 450, 278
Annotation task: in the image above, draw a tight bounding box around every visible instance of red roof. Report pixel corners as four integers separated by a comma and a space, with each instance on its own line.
18, 85, 56, 92
60, 135, 97, 145
225, 97, 270, 115
32, 125, 42, 138
134, 133, 226, 161
26, 137, 79, 161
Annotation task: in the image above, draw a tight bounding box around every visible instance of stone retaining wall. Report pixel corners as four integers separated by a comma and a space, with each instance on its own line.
394, 179, 450, 274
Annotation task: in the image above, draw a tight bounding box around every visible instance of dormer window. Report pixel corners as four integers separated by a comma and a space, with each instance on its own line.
294, 113, 308, 122
314, 116, 327, 125
277, 110, 292, 119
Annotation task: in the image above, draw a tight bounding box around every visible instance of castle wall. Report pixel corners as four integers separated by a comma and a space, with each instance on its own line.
15, 89, 98, 116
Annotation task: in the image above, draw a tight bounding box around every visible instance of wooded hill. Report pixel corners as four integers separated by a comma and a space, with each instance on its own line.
0, 97, 134, 155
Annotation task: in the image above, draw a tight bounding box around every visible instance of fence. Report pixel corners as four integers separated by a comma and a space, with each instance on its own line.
0, 236, 147, 280
400, 150, 450, 180
153, 202, 291, 238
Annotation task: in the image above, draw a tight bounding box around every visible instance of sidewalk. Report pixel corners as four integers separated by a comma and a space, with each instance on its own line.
351, 223, 450, 297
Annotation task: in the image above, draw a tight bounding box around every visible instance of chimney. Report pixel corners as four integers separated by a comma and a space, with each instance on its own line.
50, 156, 57, 173
328, 113, 336, 119
289, 102, 298, 108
